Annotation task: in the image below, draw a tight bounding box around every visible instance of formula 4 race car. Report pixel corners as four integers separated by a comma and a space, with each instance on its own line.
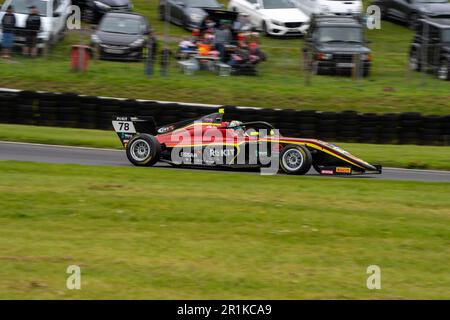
112, 109, 382, 175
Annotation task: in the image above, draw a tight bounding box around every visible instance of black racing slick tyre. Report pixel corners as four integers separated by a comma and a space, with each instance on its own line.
126, 134, 161, 166
279, 145, 312, 175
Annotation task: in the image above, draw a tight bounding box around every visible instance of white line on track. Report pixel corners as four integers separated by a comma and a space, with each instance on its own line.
0, 140, 122, 152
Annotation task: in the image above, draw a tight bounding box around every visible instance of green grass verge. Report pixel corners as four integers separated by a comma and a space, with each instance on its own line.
0, 1, 449, 113
0, 161, 448, 299
1, 123, 449, 170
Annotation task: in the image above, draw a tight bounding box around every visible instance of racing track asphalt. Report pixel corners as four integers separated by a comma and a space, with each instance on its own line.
1, 141, 450, 182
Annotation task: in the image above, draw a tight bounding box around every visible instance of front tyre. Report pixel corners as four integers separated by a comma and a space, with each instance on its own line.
279, 145, 312, 175
126, 134, 161, 166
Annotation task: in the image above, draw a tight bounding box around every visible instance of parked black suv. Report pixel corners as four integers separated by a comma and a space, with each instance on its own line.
73, 0, 133, 23
409, 18, 450, 80
372, 0, 450, 30
303, 16, 372, 77
91, 12, 151, 61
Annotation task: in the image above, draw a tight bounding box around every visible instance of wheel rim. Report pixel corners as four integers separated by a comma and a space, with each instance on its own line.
438, 63, 449, 80
409, 55, 418, 71
130, 140, 151, 161
282, 149, 304, 171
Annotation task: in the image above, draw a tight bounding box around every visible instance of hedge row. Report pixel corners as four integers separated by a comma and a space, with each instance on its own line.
0, 90, 449, 145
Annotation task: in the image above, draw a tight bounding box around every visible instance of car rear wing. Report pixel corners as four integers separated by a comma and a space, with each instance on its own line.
112, 116, 157, 147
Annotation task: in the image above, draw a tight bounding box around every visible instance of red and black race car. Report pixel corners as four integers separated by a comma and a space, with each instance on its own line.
112, 109, 382, 175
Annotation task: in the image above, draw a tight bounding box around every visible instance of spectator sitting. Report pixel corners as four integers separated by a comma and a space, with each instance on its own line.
179, 37, 196, 51
1, 5, 16, 59
202, 31, 215, 45
198, 42, 212, 56
191, 28, 201, 43
176, 37, 197, 59
248, 42, 266, 65
228, 42, 249, 69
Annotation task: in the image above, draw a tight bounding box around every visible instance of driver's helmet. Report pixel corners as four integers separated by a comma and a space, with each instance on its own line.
229, 120, 243, 129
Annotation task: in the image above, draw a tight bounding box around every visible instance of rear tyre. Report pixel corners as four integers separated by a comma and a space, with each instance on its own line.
279, 145, 312, 175
126, 134, 161, 166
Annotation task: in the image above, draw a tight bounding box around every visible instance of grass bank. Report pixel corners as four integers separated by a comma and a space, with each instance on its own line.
0, 161, 449, 299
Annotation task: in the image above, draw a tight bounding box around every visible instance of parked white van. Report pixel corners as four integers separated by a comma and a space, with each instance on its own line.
295, 0, 362, 17
0, 0, 71, 49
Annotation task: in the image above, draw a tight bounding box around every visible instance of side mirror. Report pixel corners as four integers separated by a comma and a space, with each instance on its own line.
53, 12, 61, 17
254, 3, 261, 9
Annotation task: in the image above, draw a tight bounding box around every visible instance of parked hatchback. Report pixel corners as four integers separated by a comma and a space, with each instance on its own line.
91, 12, 151, 61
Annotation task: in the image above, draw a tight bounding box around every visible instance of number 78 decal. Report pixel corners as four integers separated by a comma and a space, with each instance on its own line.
112, 121, 136, 133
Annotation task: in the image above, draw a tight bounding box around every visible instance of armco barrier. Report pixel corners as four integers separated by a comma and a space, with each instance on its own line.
0, 89, 449, 146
